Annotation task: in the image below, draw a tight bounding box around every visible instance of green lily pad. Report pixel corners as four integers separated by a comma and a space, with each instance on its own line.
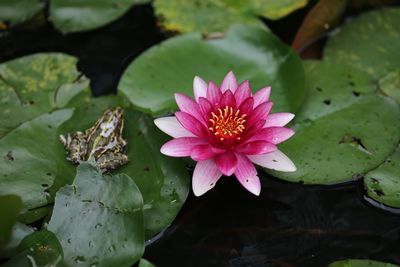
324, 7, 400, 80
49, 0, 150, 33
379, 69, 400, 103
328, 259, 399, 267
48, 163, 144, 267
154, 0, 308, 34
0, 195, 22, 249
269, 61, 400, 184
139, 259, 156, 267
17, 230, 64, 266
0, 0, 44, 26
119, 24, 306, 115
0, 53, 89, 138
117, 109, 190, 238
0, 109, 74, 211
364, 146, 400, 208
57, 96, 190, 238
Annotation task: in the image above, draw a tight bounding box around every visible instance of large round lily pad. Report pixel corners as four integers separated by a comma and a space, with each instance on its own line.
154, 0, 308, 34
57, 95, 190, 239
268, 61, 400, 184
0, 53, 89, 138
324, 7, 400, 80
49, 0, 150, 33
48, 163, 144, 267
119, 24, 306, 115
0, 0, 44, 26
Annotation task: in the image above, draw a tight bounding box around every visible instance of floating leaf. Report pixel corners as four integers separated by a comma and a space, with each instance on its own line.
49, 0, 150, 33
379, 69, 400, 103
57, 96, 190, 238
268, 61, 400, 184
139, 259, 156, 267
292, 0, 347, 52
119, 24, 306, 115
324, 7, 400, 80
0, 195, 22, 249
328, 259, 399, 267
364, 146, 400, 208
0, 109, 74, 211
48, 163, 144, 267
0, 0, 44, 27
117, 109, 190, 238
0, 53, 89, 138
154, 0, 308, 34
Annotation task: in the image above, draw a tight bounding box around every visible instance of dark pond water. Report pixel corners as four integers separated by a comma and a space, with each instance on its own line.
1, 3, 399, 267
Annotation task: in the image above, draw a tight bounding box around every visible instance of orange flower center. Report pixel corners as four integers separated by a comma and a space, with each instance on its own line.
208, 106, 247, 141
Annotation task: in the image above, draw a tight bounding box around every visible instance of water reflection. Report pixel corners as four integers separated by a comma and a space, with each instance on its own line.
144, 175, 400, 267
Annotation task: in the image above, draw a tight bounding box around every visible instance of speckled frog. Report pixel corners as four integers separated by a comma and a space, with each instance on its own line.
60, 107, 128, 172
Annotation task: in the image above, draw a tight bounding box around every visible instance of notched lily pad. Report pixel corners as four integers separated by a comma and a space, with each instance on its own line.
119, 24, 305, 115
48, 163, 144, 267
154, 0, 308, 34
0, 53, 89, 138
324, 7, 400, 80
268, 61, 400, 184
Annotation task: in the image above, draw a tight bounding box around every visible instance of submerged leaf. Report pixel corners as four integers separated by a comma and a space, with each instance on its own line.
329, 259, 400, 267
0, 195, 22, 249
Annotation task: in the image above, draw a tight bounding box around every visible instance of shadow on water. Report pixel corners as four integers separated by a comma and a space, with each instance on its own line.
144, 174, 400, 267
1, 3, 399, 267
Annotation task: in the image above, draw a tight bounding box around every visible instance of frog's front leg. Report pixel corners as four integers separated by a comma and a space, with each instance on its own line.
97, 152, 129, 172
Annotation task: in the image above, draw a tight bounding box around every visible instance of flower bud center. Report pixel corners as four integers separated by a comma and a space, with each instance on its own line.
208, 106, 246, 141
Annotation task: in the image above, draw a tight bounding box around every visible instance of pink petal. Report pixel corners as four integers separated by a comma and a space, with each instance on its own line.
240, 119, 266, 142
247, 101, 273, 127
236, 141, 277, 155
247, 127, 295, 144
220, 90, 236, 108
215, 151, 237, 176
198, 97, 213, 121
191, 144, 225, 161
161, 137, 206, 157
238, 97, 254, 116
264, 113, 295, 127
248, 150, 296, 172
220, 71, 238, 93
253, 86, 271, 107
175, 93, 205, 125
234, 153, 261, 196
193, 76, 207, 101
207, 81, 222, 105
154, 117, 195, 138
175, 111, 209, 138
234, 80, 251, 106
192, 159, 223, 196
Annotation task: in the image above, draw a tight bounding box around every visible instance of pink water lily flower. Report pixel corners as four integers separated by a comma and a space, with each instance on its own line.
154, 71, 296, 196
